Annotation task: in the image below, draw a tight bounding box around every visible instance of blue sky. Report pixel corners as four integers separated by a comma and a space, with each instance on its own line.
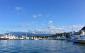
0, 0, 85, 33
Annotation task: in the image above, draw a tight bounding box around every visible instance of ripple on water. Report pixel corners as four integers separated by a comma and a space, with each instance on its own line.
0, 40, 85, 53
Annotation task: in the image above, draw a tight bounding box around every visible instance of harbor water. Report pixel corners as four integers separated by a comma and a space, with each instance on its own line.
0, 40, 85, 53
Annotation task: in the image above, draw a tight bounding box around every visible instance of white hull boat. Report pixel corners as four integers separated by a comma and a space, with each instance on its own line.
72, 35, 85, 44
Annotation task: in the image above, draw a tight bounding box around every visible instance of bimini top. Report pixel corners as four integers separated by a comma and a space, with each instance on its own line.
81, 26, 85, 31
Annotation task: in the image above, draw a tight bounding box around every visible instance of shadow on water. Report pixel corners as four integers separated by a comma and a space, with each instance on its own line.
73, 42, 85, 46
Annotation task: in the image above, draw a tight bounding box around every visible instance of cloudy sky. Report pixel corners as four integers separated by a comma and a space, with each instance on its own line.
0, 0, 85, 33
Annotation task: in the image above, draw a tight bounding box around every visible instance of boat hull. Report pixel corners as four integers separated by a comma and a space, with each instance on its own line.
73, 40, 85, 44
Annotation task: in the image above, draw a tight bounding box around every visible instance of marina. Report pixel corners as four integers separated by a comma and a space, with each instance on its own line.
0, 26, 85, 43
0, 0, 85, 53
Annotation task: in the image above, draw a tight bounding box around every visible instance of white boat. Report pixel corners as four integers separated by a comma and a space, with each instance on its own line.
70, 26, 85, 43
72, 35, 85, 43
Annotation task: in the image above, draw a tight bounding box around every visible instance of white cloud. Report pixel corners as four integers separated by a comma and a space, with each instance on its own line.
15, 6, 22, 11
33, 15, 37, 19
32, 14, 42, 19
46, 24, 84, 33
60, 24, 84, 32
48, 20, 53, 24
38, 14, 42, 16
33, 24, 83, 33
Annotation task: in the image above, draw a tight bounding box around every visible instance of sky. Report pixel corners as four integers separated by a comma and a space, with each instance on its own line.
0, 0, 85, 33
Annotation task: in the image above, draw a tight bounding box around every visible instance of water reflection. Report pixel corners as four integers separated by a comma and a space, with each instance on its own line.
0, 40, 85, 53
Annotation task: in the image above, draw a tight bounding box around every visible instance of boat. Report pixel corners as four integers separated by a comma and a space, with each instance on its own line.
69, 26, 85, 44
71, 35, 85, 44
0, 38, 9, 40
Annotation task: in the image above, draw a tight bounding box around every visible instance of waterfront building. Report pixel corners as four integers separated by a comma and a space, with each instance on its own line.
0, 32, 51, 40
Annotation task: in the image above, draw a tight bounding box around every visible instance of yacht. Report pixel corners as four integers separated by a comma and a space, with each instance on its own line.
72, 35, 85, 43
70, 26, 85, 43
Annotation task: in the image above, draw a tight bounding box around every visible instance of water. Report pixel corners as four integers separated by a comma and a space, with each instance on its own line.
0, 40, 85, 53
